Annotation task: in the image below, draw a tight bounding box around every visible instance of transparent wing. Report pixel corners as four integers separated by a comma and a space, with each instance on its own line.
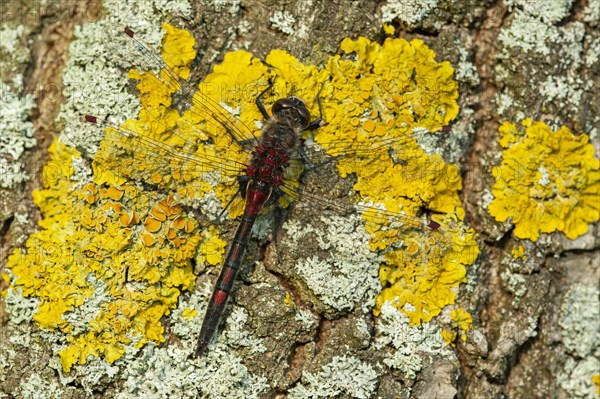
297, 128, 440, 172
123, 27, 260, 151
85, 116, 248, 196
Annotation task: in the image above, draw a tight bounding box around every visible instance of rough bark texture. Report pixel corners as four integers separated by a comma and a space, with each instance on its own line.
1, 0, 598, 398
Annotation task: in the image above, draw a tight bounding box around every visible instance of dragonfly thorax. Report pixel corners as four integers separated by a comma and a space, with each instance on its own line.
245, 118, 301, 188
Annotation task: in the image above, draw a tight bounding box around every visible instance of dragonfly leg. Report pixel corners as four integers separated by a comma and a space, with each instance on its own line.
256, 82, 274, 119
304, 86, 326, 131
217, 183, 244, 221
264, 186, 284, 207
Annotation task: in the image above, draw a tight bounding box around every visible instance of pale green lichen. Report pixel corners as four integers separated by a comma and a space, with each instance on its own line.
556, 284, 600, 399
58, 0, 192, 155
144, 284, 267, 398
206, 0, 241, 14
454, 44, 481, 86
559, 284, 600, 358
294, 308, 319, 330
221, 308, 267, 353
583, 1, 600, 23
586, 36, 600, 68
115, 344, 269, 399
501, 269, 528, 301
498, 9, 581, 55
496, 5, 597, 129
503, 0, 574, 24
283, 214, 381, 315
0, 25, 27, 57
558, 356, 600, 399
288, 355, 378, 399
381, 0, 439, 25
3, 285, 40, 324
270, 10, 296, 35
18, 374, 62, 399
373, 302, 454, 379
0, 78, 36, 188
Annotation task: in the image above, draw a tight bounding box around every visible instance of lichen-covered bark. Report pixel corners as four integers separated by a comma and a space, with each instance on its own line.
1, 0, 598, 398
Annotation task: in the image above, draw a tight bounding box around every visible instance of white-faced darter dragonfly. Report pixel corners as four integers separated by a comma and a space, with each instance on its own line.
84, 27, 457, 356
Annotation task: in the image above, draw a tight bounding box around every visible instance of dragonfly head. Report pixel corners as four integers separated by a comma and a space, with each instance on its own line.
272, 97, 311, 128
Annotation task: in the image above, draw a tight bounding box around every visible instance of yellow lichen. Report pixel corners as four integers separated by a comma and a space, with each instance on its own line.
593, 374, 600, 395
9, 140, 213, 372
9, 24, 480, 371
314, 37, 476, 323
489, 119, 599, 241
511, 244, 526, 260
209, 35, 478, 324
375, 217, 478, 324
442, 308, 473, 346
6, 26, 224, 372
283, 293, 295, 307
383, 23, 395, 35
441, 329, 457, 346
451, 308, 473, 341
181, 307, 198, 320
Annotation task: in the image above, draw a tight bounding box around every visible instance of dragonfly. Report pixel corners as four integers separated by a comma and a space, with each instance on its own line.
83, 27, 459, 357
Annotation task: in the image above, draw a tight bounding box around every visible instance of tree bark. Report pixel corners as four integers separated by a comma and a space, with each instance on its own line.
1, 1, 598, 398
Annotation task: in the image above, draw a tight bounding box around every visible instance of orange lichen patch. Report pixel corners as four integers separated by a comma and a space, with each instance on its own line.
489, 119, 599, 241
105, 185, 124, 201
151, 173, 163, 184
150, 204, 168, 221
83, 183, 99, 203
101, 201, 122, 214
142, 232, 157, 247
143, 217, 162, 233
119, 211, 139, 227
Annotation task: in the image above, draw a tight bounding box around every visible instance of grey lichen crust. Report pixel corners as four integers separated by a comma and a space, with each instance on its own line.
495, 0, 599, 136
557, 284, 600, 399
0, 24, 36, 189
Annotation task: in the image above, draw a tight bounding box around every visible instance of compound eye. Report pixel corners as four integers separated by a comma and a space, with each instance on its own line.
272, 98, 311, 127
272, 98, 294, 115
295, 104, 310, 127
